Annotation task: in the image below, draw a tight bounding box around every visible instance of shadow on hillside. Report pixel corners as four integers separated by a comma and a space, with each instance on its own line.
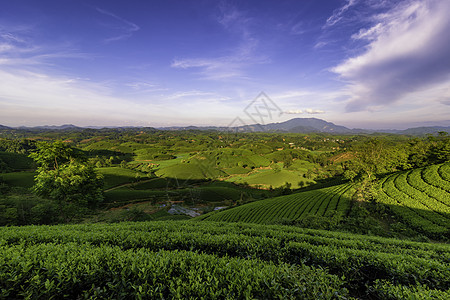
376, 203, 450, 240
101, 176, 275, 208
202, 186, 449, 242
84, 149, 133, 161
293, 176, 347, 192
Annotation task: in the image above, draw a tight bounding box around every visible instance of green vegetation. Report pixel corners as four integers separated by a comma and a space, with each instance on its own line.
98, 167, 148, 189
0, 126, 449, 298
1, 221, 448, 299
378, 162, 450, 239
0, 171, 36, 188
0, 151, 34, 171
201, 183, 354, 225
29, 141, 104, 221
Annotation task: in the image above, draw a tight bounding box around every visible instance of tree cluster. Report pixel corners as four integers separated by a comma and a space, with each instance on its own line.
29, 141, 104, 221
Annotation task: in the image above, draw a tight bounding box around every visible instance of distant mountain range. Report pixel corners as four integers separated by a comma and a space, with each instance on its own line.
159, 118, 450, 135
16, 124, 81, 130
234, 118, 353, 133
1, 118, 449, 135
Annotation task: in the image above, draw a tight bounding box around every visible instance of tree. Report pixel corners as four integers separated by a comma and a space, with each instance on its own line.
29, 141, 103, 221
427, 132, 450, 163
349, 139, 409, 181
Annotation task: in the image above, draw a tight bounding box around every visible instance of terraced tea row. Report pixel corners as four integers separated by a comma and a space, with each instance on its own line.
378, 163, 450, 239
1, 243, 344, 299
201, 183, 354, 224
1, 221, 448, 299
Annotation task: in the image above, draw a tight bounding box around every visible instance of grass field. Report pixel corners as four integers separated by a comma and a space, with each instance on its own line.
225, 168, 314, 189
155, 161, 226, 180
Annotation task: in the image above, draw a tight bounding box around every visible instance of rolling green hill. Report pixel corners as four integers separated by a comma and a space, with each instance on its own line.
199, 183, 354, 224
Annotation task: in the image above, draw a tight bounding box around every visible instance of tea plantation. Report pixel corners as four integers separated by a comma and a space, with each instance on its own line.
1, 221, 449, 299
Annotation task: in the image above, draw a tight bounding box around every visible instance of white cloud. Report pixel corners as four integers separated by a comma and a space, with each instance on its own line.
283, 109, 324, 115
284, 110, 303, 114
305, 109, 325, 114
332, 0, 450, 112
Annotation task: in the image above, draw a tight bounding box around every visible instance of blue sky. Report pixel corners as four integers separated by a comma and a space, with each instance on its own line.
0, 0, 449, 129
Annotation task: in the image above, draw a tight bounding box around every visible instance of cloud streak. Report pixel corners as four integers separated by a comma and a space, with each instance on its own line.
96, 8, 140, 43
324, 0, 358, 28
331, 0, 450, 111
171, 4, 267, 80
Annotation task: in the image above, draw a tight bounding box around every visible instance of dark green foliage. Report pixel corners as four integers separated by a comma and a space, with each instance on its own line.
0, 158, 11, 173
0, 172, 36, 188
0, 152, 34, 171
345, 138, 410, 180
131, 178, 170, 189
0, 193, 59, 226
427, 132, 450, 163
29, 141, 104, 221
372, 280, 450, 299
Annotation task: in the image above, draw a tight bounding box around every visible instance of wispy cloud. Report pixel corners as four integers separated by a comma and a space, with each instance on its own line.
0, 68, 162, 126
290, 22, 306, 35
171, 4, 267, 80
0, 21, 238, 127
0, 26, 87, 68
171, 54, 265, 80
0, 28, 36, 59
324, 0, 359, 28
0, 23, 152, 126
166, 90, 215, 100
331, 0, 450, 111
96, 8, 140, 43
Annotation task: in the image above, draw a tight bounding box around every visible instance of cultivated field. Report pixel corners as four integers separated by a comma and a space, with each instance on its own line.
0, 221, 448, 299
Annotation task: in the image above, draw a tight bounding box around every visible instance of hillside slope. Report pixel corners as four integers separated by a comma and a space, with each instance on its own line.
199, 183, 355, 224
198, 163, 450, 240
378, 162, 450, 239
